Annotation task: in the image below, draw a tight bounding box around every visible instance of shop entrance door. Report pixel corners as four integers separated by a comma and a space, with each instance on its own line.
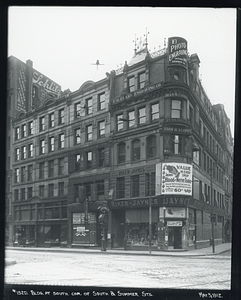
174, 227, 182, 249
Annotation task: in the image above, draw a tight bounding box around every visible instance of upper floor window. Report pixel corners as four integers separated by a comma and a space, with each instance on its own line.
173, 135, 182, 154
49, 112, 55, 128
145, 172, 155, 196
97, 181, 105, 198
59, 108, 64, 124
59, 157, 64, 175
49, 136, 55, 152
39, 185, 45, 198
39, 116, 45, 131
118, 142, 125, 164
116, 177, 125, 199
21, 124, 26, 138
14, 189, 19, 201
28, 121, 33, 135
48, 184, 54, 197
189, 105, 194, 125
131, 175, 139, 197
27, 164, 33, 181
86, 125, 92, 142
21, 166, 26, 182
86, 98, 92, 115
15, 148, 20, 161
75, 102, 82, 118
98, 121, 105, 137
128, 76, 135, 92
28, 187, 33, 199
29, 143, 33, 158
22, 146, 27, 160
48, 160, 54, 177
75, 128, 81, 145
138, 107, 146, 125
39, 162, 45, 179
59, 133, 65, 149
151, 103, 159, 121
132, 139, 140, 161
146, 135, 156, 159
116, 114, 124, 131
171, 100, 181, 118
98, 148, 105, 167
15, 127, 20, 140
40, 139, 45, 154
98, 93, 105, 111
138, 72, 145, 89
58, 182, 64, 196
128, 110, 135, 128
15, 168, 20, 183
21, 188, 25, 201
86, 151, 92, 169
75, 154, 81, 171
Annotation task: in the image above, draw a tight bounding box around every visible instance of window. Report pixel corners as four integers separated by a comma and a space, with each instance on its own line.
22, 146, 27, 159
59, 108, 64, 124
49, 136, 55, 152
128, 76, 135, 92
21, 188, 25, 201
39, 162, 45, 179
146, 135, 156, 158
98, 148, 105, 167
49, 112, 54, 128
58, 157, 64, 175
132, 139, 140, 161
138, 72, 145, 89
14, 189, 19, 201
145, 173, 155, 196
28, 187, 33, 199
128, 110, 135, 128
171, 100, 181, 118
189, 105, 194, 125
117, 177, 125, 199
86, 151, 92, 169
131, 175, 139, 197
98, 93, 105, 110
15, 148, 20, 161
118, 142, 125, 164
40, 139, 45, 154
151, 103, 159, 121
21, 124, 26, 138
48, 184, 54, 197
58, 182, 64, 196
86, 125, 92, 141
21, 166, 26, 182
15, 127, 20, 140
39, 116, 45, 131
75, 154, 81, 171
97, 181, 105, 197
27, 165, 33, 181
138, 107, 146, 124
29, 143, 33, 158
59, 133, 65, 149
39, 185, 44, 198
28, 121, 33, 135
98, 121, 105, 137
48, 160, 54, 177
84, 183, 91, 199
75, 102, 82, 118
116, 114, 124, 131
75, 128, 81, 144
86, 98, 92, 115
173, 135, 182, 154
15, 168, 20, 183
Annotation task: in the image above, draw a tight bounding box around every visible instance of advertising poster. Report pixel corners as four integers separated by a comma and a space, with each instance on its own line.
161, 162, 192, 195
168, 36, 188, 68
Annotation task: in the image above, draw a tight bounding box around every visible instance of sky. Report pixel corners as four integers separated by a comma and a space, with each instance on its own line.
8, 7, 237, 135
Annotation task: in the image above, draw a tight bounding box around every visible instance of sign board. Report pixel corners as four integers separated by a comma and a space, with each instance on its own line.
163, 207, 186, 218
168, 37, 188, 68
161, 163, 192, 196
167, 221, 182, 227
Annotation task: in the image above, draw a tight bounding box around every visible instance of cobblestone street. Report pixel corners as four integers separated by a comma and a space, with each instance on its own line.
5, 249, 231, 289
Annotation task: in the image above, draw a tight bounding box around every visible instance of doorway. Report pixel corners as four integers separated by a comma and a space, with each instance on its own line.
168, 227, 182, 249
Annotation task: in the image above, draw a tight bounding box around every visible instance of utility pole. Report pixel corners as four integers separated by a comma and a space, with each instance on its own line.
209, 168, 215, 253
149, 172, 152, 254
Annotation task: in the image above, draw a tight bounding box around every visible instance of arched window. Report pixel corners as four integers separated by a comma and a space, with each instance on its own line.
132, 139, 140, 161
118, 142, 126, 164
146, 135, 156, 159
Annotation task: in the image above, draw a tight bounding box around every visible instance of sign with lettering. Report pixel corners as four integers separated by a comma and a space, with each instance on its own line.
160, 125, 192, 134
167, 221, 182, 227
161, 163, 192, 195
168, 37, 188, 68
164, 207, 186, 218
16, 61, 27, 113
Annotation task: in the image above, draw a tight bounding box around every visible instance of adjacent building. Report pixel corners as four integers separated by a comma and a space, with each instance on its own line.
6, 37, 233, 250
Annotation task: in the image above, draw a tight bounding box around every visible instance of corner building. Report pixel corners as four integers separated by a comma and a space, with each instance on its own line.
107, 37, 233, 250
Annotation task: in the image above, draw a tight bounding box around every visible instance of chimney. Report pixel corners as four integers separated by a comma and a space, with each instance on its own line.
26, 59, 33, 68
190, 54, 200, 79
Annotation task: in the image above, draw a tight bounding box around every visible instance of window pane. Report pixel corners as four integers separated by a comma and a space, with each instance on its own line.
128, 111, 135, 127
151, 103, 159, 120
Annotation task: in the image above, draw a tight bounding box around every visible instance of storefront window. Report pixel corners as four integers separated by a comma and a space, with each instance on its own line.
126, 223, 157, 246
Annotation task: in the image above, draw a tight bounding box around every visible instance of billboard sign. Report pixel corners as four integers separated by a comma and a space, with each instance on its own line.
16, 61, 27, 113
168, 37, 188, 68
161, 163, 192, 195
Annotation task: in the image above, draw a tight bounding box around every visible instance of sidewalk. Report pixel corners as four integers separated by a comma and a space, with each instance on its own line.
5, 243, 231, 264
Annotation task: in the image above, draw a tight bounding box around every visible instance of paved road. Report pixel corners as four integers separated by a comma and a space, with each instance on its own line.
5, 249, 231, 289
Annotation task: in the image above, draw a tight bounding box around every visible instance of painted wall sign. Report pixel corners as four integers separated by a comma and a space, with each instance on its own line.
112, 82, 163, 104
161, 163, 192, 196
16, 61, 27, 113
168, 37, 188, 68
164, 92, 188, 100
167, 221, 182, 227
160, 125, 192, 134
